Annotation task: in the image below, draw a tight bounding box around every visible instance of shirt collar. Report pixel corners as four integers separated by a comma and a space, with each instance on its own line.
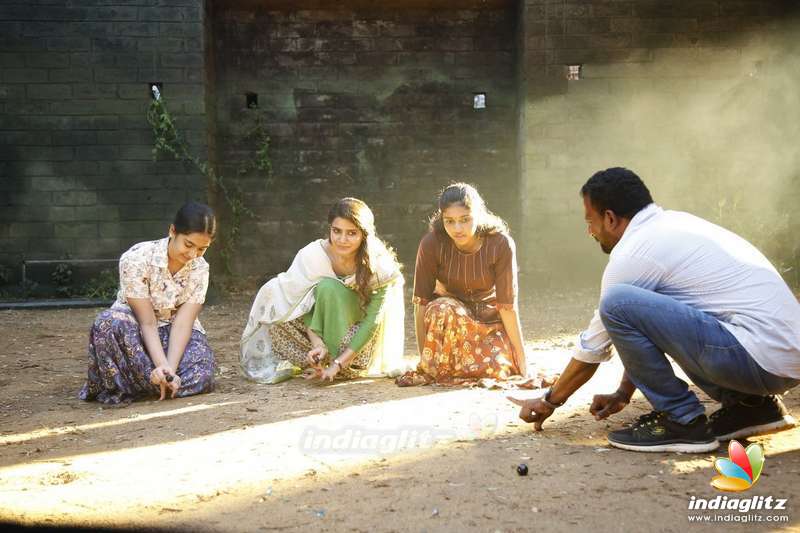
611, 203, 662, 255
151, 237, 170, 269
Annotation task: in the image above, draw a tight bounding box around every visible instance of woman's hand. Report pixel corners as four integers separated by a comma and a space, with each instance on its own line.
306, 345, 328, 368
166, 373, 182, 399
302, 367, 323, 380
302, 361, 340, 382
497, 307, 527, 379
150, 365, 177, 400
319, 361, 340, 382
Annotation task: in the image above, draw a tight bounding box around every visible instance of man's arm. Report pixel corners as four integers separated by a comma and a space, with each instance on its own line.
590, 371, 637, 420
508, 358, 600, 430
548, 358, 601, 404
510, 249, 665, 429
617, 371, 636, 399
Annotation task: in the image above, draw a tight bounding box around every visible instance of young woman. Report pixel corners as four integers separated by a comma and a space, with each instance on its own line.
79, 201, 217, 405
240, 197, 407, 383
396, 183, 527, 386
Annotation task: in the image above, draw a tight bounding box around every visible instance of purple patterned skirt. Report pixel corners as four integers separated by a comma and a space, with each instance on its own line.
79, 307, 215, 405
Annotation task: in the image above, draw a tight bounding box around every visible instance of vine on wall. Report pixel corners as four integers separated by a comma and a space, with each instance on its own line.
238, 112, 272, 181
146, 88, 270, 273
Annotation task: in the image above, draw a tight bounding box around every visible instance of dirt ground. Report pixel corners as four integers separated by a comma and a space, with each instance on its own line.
1, 288, 799, 532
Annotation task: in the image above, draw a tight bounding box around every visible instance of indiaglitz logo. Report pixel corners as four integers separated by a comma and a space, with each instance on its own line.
711, 440, 764, 492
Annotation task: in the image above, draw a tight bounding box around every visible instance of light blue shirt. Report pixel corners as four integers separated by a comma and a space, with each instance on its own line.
574, 204, 800, 379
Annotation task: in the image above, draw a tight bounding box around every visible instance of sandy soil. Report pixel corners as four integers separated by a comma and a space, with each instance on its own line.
1, 288, 799, 532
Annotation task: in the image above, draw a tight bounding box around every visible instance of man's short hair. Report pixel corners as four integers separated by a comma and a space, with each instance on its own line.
580, 167, 653, 219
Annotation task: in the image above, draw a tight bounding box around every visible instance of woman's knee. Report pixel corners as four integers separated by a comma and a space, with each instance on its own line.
315, 277, 346, 300
187, 332, 214, 359
93, 309, 115, 328
177, 370, 215, 397
424, 297, 463, 321
314, 278, 360, 314
180, 338, 216, 389
195, 368, 215, 392
92, 309, 137, 338
429, 297, 462, 310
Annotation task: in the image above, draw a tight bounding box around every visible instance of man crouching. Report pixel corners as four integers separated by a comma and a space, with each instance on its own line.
510, 167, 799, 452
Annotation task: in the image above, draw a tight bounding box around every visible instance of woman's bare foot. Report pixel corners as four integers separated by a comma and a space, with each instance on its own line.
395, 371, 433, 387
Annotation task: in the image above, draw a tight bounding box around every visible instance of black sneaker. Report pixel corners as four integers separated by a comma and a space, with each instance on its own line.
709, 395, 798, 441
607, 411, 719, 453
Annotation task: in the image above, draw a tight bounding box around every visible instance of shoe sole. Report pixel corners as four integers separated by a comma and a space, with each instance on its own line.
715, 415, 798, 441
608, 439, 720, 453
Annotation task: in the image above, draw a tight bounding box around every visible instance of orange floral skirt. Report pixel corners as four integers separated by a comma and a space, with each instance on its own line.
396, 297, 520, 386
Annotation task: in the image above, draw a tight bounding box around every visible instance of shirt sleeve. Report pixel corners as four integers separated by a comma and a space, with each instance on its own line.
185, 264, 209, 305
412, 233, 438, 306
118, 253, 150, 300
348, 286, 388, 353
493, 234, 518, 310
572, 252, 666, 364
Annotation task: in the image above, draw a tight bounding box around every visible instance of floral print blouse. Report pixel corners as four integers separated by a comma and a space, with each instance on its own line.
111, 237, 209, 333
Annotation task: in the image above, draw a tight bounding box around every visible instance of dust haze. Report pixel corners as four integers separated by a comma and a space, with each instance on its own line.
522, 17, 800, 287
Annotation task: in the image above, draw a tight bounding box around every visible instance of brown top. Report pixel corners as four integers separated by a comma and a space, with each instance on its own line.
412, 231, 518, 323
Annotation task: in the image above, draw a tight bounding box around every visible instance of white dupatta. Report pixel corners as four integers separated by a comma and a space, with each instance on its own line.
240, 239, 407, 383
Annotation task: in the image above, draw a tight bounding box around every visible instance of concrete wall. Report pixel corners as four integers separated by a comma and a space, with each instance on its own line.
0, 0, 209, 284
519, 0, 800, 286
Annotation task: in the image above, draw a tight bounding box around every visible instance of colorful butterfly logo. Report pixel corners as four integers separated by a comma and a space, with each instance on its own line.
710, 440, 765, 492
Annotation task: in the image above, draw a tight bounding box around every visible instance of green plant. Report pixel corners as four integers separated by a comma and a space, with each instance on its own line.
51, 263, 73, 298
146, 93, 269, 273
79, 269, 119, 300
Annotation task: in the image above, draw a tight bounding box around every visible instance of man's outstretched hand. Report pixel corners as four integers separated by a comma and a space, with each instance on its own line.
589, 391, 630, 420
507, 395, 556, 431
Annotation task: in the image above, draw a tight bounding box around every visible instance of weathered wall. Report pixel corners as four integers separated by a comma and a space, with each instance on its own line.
0, 0, 208, 284
212, 0, 520, 278
3, 0, 798, 291
520, 0, 800, 286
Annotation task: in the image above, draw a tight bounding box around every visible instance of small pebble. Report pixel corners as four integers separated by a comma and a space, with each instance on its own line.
517, 463, 529, 476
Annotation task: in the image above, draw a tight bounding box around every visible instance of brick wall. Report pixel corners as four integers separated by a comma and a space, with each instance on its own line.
519, 0, 800, 285
212, 0, 520, 278
0, 0, 208, 284
3, 0, 797, 290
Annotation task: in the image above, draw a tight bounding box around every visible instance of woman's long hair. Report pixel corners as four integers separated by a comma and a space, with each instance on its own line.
328, 198, 398, 307
429, 182, 508, 237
